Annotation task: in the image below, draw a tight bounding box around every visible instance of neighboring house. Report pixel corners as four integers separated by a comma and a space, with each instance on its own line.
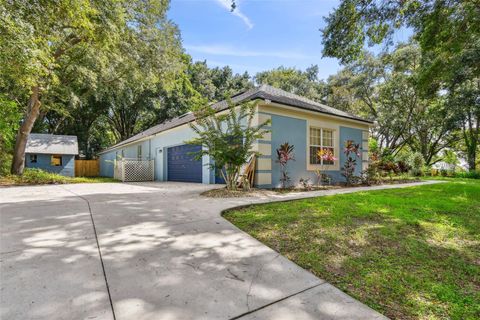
25, 134, 79, 177
99, 85, 373, 187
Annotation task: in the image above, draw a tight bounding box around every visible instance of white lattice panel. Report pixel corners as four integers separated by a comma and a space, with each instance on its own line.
114, 159, 154, 182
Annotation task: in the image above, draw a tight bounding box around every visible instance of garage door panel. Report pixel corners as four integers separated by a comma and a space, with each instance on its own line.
167, 145, 202, 183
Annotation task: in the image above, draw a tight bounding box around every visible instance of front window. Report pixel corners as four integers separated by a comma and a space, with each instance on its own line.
30, 154, 37, 163
309, 127, 334, 165
51, 155, 62, 166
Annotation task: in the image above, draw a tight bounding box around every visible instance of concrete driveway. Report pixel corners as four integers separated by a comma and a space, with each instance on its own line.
1, 181, 436, 319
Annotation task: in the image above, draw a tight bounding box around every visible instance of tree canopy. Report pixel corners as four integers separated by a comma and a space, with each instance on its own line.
322, 0, 479, 171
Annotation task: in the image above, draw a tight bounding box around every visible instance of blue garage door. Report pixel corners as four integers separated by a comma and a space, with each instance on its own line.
167, 144, 202, 183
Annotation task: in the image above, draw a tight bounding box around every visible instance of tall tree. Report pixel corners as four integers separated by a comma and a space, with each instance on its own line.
449, 79, 480, 170
255, 66, 326, 102
0, 95, 21, 174
187, 60, 253, 102
325, 43, 455, 162
322, 0, 480, 170
322, 0, 479, 81
0, 0, 181, 174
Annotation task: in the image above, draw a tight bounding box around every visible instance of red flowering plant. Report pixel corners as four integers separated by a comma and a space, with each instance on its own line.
341, 140, 361, 185
314, 148, 338, 186
276, 142, 295, 188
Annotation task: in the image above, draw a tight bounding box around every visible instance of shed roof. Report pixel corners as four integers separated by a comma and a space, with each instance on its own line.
25, 134, 79, 155
99, 84, 373, 154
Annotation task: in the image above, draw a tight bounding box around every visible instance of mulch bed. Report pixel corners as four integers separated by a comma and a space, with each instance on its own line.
201, 178, 421, 198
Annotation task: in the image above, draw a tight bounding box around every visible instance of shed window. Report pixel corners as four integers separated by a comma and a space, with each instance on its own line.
137, 145, 142, 159
309, 127, 335, 165
51, 155, 63, 166
30, 154, 37, 163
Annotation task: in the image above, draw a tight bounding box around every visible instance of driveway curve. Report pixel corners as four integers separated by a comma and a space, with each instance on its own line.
0, 181, 441, 320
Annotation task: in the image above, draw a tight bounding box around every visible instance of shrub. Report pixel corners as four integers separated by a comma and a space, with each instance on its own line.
276, 142, 295, 188
341, 140, 360, 185
394, 152, 411, 173
379, 160, 399, 174
21, 168, 69, 184
454, 170, 480, 179
409, 152, 425, 176
188, 100, 270, 191
361, 162, 382, 185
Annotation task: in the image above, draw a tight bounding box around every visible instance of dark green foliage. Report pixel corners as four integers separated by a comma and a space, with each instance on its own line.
255, 66, 326, 102
341, 140, 360, 185
454, 170, 480, 179
188, 100, 270, 190
322, 0, 479, 171
0, 95, 21, 175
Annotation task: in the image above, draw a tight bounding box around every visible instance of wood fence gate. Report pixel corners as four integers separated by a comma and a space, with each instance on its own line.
75, 159, 99, 177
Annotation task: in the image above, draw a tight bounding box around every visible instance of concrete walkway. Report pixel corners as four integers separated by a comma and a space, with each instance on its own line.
0, 180, 442, 320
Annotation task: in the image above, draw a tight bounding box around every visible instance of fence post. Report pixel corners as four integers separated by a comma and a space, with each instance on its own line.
121, 160, 125, 182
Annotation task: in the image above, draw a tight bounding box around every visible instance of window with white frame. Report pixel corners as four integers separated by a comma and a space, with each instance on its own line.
137, 145, 142, 159
309, 127, 335, 165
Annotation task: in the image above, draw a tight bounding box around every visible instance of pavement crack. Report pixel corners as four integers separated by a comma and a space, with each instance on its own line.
230, 282, 326, 320
182, 262, 200, 271
246, 253, 280, 311
226, 268, 244, 282
57, 186, 117, 320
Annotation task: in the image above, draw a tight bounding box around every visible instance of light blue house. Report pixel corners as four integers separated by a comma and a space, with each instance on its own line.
25, 134, 79, 177
99, 85, 373, 187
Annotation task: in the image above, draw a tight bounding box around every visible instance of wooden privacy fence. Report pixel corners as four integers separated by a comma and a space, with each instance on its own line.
75, 159, 99, 177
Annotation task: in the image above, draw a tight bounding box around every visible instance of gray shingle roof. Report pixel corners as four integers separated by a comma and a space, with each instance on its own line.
99, 84, 372, 154
25, 134, 79, 155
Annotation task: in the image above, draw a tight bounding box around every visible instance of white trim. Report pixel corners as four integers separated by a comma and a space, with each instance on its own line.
362, 141, 369, 151
362, 131, 369, 140
306, 121, 340, 171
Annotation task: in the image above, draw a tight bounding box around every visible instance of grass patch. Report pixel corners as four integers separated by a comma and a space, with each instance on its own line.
0, 168, 117, 186
224, 180, 480, 320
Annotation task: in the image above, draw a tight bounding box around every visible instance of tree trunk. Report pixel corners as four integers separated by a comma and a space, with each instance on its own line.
11, 86, 42, 175
467, 146, 477, 172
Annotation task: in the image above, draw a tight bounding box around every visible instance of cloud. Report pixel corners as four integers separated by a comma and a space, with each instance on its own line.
214, 0, 253, 29
185, 44, 313, 59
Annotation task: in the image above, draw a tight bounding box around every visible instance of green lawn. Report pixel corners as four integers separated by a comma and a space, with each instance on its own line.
224, 179, 480, 320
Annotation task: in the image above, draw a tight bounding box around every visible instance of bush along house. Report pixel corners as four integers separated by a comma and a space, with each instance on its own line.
99, 85, 372, 187
25, 134, 79, 177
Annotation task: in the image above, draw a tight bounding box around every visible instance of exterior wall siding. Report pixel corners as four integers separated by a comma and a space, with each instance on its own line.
148, 125, 212, 183
267, 111, 368, 188
99, 151, 116, 177
339, 126, 364, 176
25, 153, 75, 177
98, 103, 370, 186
